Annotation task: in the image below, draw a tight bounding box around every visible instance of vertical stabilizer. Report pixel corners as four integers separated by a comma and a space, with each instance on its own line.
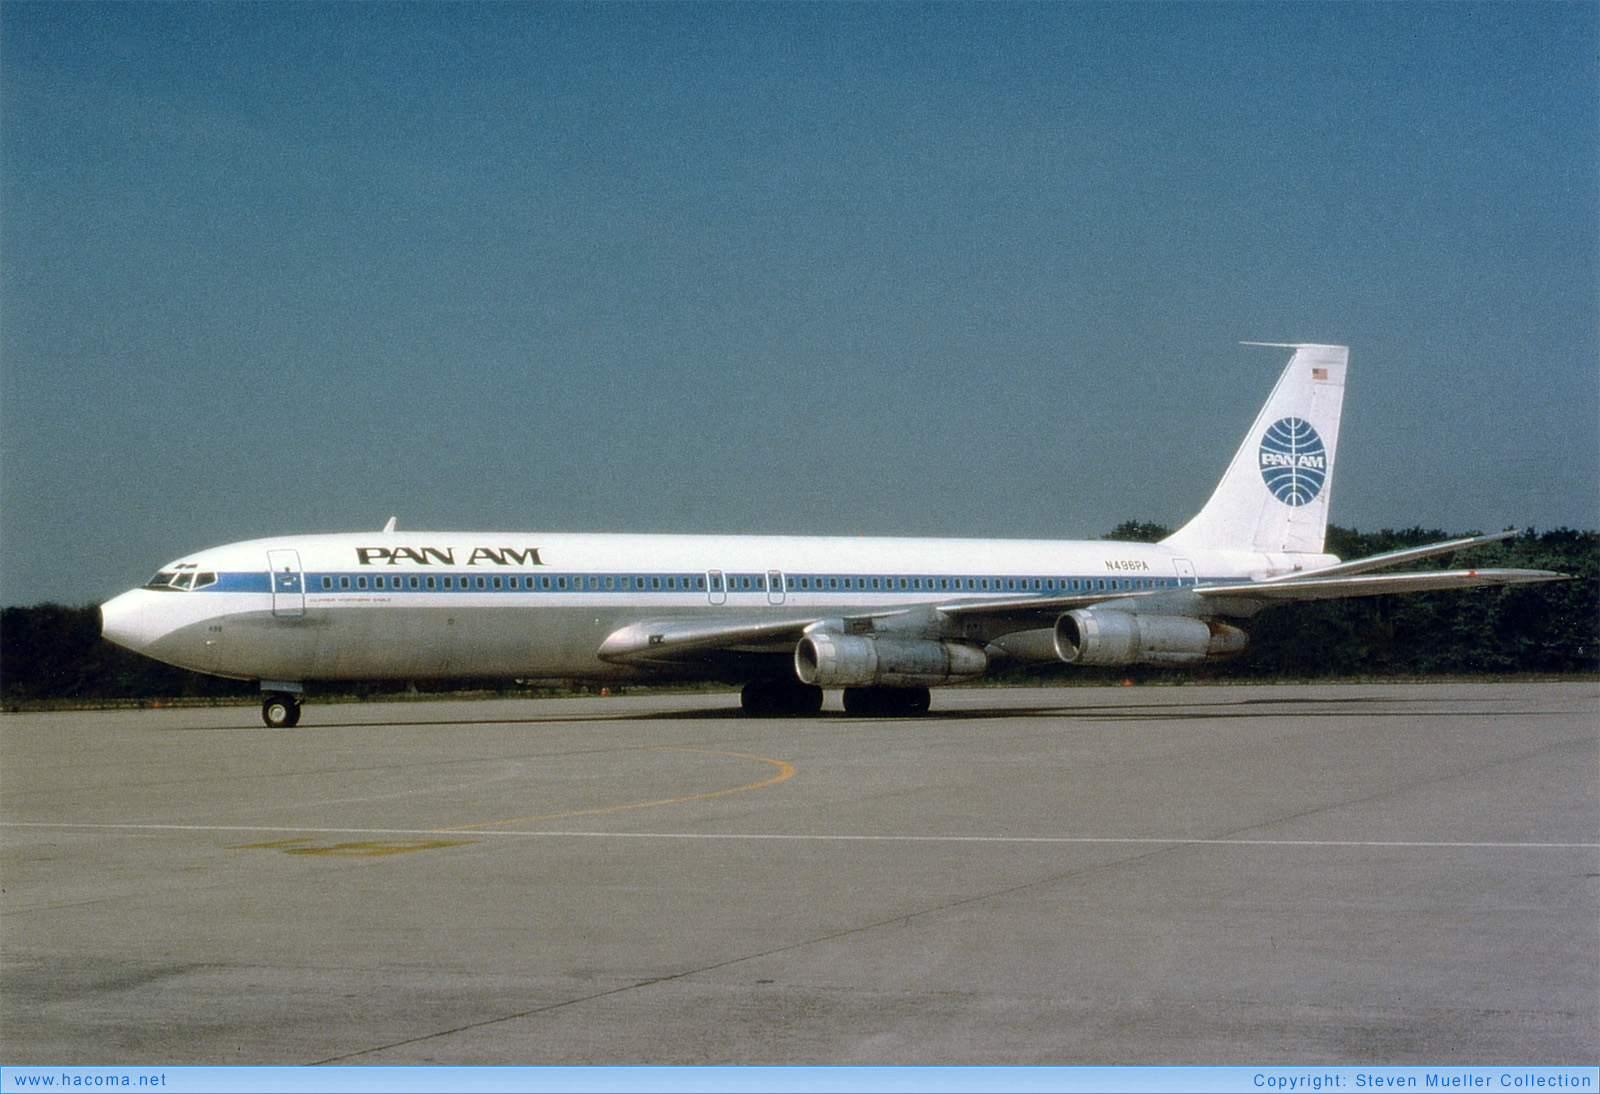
1162, 344, 1348, 555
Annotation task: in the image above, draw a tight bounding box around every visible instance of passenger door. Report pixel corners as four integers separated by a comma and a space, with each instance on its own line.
268, 550, 305, 617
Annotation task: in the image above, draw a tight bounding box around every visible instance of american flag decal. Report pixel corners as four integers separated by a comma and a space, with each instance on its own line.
1312, 367, 1328, 380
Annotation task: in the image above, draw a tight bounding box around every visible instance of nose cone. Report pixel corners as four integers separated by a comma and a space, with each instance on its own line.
101, 589, 161, 653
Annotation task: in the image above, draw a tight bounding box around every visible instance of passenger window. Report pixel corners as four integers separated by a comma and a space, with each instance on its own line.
410, 576, 420, 589
322, 577, 333, 590
426, 577, 437, 589
357, 576, 367, 590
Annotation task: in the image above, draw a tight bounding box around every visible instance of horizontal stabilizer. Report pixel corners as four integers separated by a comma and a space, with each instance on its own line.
1197, 567, 1567, 603
1257, 530, 1520, 583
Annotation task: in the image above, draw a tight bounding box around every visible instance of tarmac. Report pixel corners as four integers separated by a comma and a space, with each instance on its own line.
2, 682, 1595, 1065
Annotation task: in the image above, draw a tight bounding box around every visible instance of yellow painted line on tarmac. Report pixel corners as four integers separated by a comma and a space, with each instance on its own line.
435, 747, 795, 832
228, 837, 475, 856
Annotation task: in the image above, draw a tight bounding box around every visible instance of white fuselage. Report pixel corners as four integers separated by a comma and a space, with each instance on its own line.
98, 346, 1565, 714
99, 531, 1327, 685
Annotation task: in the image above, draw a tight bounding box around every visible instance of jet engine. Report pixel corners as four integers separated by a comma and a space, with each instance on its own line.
794, 633, 988, 688
1054, 609, 1247, 666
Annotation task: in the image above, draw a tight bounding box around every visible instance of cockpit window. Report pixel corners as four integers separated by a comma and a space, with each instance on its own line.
142, 569, 217, 591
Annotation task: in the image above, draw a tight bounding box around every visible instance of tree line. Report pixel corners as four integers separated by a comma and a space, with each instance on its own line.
1, 526, 1594, 704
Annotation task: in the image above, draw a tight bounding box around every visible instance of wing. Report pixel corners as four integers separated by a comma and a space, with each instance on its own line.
597, 615, 822, 665
598, 532, 1569, 666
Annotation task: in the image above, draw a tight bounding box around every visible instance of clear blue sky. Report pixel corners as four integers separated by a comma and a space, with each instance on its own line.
3, 2, 1596, 605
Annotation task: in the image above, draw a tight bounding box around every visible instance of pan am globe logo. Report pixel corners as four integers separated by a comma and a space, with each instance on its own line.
1258, 417, 1327, 506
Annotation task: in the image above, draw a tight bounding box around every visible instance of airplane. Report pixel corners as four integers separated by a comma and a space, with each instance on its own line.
100, 344, 1567, 728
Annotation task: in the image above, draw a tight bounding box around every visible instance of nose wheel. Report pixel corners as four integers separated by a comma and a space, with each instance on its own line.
261, 692, 302, 728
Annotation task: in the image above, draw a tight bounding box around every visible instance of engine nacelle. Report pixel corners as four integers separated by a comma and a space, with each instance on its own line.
795, 633, 988, 688
1054, 609, 1248, 666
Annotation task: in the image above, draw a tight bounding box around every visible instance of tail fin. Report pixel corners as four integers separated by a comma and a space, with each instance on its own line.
1162, 344, 1348, 555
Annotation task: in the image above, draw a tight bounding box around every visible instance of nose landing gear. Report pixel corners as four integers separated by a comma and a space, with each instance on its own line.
261, 692, 302, 729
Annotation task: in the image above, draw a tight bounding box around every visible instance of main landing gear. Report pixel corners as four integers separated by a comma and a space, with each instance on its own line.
740, 679, 824, 717
842, 686, 932, 716
738, 681, 934, 717
261, 691, 302, 729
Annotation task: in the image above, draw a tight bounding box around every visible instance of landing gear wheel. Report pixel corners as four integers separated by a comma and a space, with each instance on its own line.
261, 693, 302, 729
842, 686, 932, 717
740, 679, 824, 717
